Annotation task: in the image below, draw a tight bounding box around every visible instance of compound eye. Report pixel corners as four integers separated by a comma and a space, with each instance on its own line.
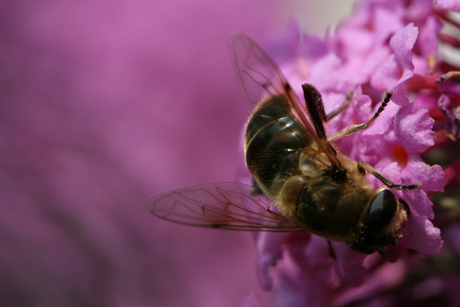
363, 189, 397, 231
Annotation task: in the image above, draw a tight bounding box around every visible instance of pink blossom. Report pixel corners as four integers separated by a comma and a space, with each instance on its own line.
436, 0, 460, 13
250, 0, 460, 305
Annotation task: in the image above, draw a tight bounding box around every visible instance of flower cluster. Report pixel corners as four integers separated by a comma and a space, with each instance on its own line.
247, 0, 460, 305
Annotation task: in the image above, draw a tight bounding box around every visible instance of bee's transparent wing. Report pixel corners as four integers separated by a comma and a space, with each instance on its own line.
230, 32, 343, 169
229, 32, 292, 112
145, 182, 302, 232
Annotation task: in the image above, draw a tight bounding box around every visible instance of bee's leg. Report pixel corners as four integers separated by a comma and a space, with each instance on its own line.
324, 91, 353, 122
357, 161, 422, 190
327, 91, 392, 142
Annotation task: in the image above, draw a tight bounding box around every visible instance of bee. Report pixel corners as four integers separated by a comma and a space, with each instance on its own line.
146, 32, 421, 254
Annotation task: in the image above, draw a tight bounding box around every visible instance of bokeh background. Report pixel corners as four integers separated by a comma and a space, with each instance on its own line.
0, 1, 354, 306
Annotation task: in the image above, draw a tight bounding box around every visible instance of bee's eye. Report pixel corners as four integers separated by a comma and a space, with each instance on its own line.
363, 189, 397, 231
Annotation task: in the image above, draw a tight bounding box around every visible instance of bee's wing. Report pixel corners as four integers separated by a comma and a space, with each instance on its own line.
230, 32, 290, 112
230, 32, 342, 169
145, 182, 302, 232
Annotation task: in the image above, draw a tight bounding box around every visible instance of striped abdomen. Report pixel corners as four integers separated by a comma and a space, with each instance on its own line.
245, 95, 314, 199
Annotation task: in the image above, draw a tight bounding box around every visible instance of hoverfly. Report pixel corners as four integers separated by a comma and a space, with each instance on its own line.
146, 32, 421, 254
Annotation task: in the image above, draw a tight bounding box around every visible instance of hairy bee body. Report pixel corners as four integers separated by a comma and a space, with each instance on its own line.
245, 94, 307, 199
245, 93, 376, 244
146, 32, 420, 255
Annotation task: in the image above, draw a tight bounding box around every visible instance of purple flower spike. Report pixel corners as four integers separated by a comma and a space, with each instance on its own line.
248, 0, 460, 305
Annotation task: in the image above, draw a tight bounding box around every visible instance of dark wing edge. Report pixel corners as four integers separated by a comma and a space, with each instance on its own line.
230, 32, 343, 169
302, 83, 327, 140
301, 83, 343, 167
145, 182, 302, 232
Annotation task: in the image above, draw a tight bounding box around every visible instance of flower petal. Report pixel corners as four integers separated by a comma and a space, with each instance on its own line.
436, 0, 460, 13
400, 213, 443, 255
394, 102, 435, 153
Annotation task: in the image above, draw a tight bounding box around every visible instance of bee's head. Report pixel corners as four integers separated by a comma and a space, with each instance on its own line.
349, 189, 410, 254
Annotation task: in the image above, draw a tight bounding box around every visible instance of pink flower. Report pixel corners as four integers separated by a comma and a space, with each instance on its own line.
436, 0, 460, 13
250, 0, 460, 305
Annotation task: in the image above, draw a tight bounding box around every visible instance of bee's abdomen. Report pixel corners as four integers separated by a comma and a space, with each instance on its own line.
245, 95, 312, 198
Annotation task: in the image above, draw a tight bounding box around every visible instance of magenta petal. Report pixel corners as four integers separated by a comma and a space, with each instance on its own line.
383, 162, 444, 256
400, 212, 443, 255
255, 232, 290, 290
390, 71, 414, 106
436, 0, 460, 13
389, 23, 417, 71
402, 159, 445, 193
332, 243, 367, 286
378, 160, 443, 216
370, 54, 399, 91
371, 24, 418, 98
416, 16, 443, 59
394, 102, 435, 153
400, 188, 435, 219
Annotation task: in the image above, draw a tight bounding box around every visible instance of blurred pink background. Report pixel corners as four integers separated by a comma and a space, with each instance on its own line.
0, 1, 355, 306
